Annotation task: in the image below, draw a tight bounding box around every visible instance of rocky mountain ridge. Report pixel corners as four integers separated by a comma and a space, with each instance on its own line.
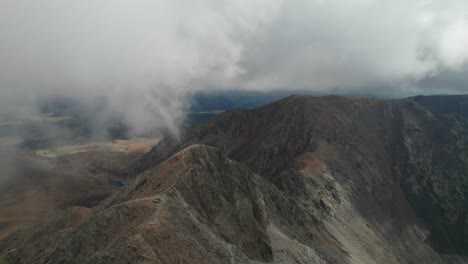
1, 94, 467, 263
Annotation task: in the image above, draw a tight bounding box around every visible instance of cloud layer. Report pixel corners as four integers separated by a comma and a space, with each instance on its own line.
239, 0, 468, 94
0, 0, 467, 133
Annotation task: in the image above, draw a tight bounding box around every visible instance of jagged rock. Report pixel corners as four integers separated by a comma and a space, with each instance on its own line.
0, 145, 273, 263
133, 95, 468, 263
2, 95, 468, 263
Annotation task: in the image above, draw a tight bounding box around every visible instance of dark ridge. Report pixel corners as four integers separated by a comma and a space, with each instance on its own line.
409, 94, 468, 119
134, 94, 468, 256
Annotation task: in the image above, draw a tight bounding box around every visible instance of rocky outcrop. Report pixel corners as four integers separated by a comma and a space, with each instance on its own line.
133, 95, 468, 263
2, 95, 468, 263
0, 145, 274, 263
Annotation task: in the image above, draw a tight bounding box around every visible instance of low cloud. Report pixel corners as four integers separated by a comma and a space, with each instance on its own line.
0, 0, 467, 134
239, 0, 468, 94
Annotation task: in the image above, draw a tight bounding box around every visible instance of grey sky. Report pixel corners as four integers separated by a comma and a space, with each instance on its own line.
0, 0, 467, 133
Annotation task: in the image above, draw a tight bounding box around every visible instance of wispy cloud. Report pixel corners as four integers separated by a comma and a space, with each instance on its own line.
0, 0, 467, 133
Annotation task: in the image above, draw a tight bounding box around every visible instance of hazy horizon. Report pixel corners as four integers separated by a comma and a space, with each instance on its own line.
1, 0, 467, 135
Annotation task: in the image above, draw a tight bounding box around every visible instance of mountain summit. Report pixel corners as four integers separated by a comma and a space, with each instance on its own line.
2, 95, 467, 263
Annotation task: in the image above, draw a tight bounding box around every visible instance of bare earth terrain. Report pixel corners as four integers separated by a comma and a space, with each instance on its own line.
0, 95, 468, 263
35, 137, 160, 158
0, 137, 160, 238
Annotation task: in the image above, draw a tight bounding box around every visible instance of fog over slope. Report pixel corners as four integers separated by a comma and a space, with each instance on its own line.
0, 0, 468, 134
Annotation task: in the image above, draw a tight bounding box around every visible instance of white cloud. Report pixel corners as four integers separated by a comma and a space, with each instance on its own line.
239, 0, 468, 91
0, 0, 283, 135
439, 18, 468, 69
0, 0, 467, 133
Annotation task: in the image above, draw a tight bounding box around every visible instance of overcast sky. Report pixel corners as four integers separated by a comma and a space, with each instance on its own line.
0, 0, 467, 133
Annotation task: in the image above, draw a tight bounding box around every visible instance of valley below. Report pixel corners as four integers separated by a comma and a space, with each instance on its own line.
0, 94, 467, 264
0, 125, 160, 239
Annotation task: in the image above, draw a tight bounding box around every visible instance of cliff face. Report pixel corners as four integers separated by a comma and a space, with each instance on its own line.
133, 95, 468, 263
1, 95, 467, 263
410, 94, 468, 119
396, 98, 468, 254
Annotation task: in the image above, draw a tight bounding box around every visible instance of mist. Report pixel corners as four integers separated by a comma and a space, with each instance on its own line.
0, 0, 467, 135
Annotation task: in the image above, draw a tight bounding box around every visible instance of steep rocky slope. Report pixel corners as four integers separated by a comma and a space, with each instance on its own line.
410, 95, 468, 119
1, 95, 467, 263
133, 95, 468, 263
0, 145, 277, 263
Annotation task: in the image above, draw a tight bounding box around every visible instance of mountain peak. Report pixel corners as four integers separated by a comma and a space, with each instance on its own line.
132, 94, 468, 261
2, 95, 468, 263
